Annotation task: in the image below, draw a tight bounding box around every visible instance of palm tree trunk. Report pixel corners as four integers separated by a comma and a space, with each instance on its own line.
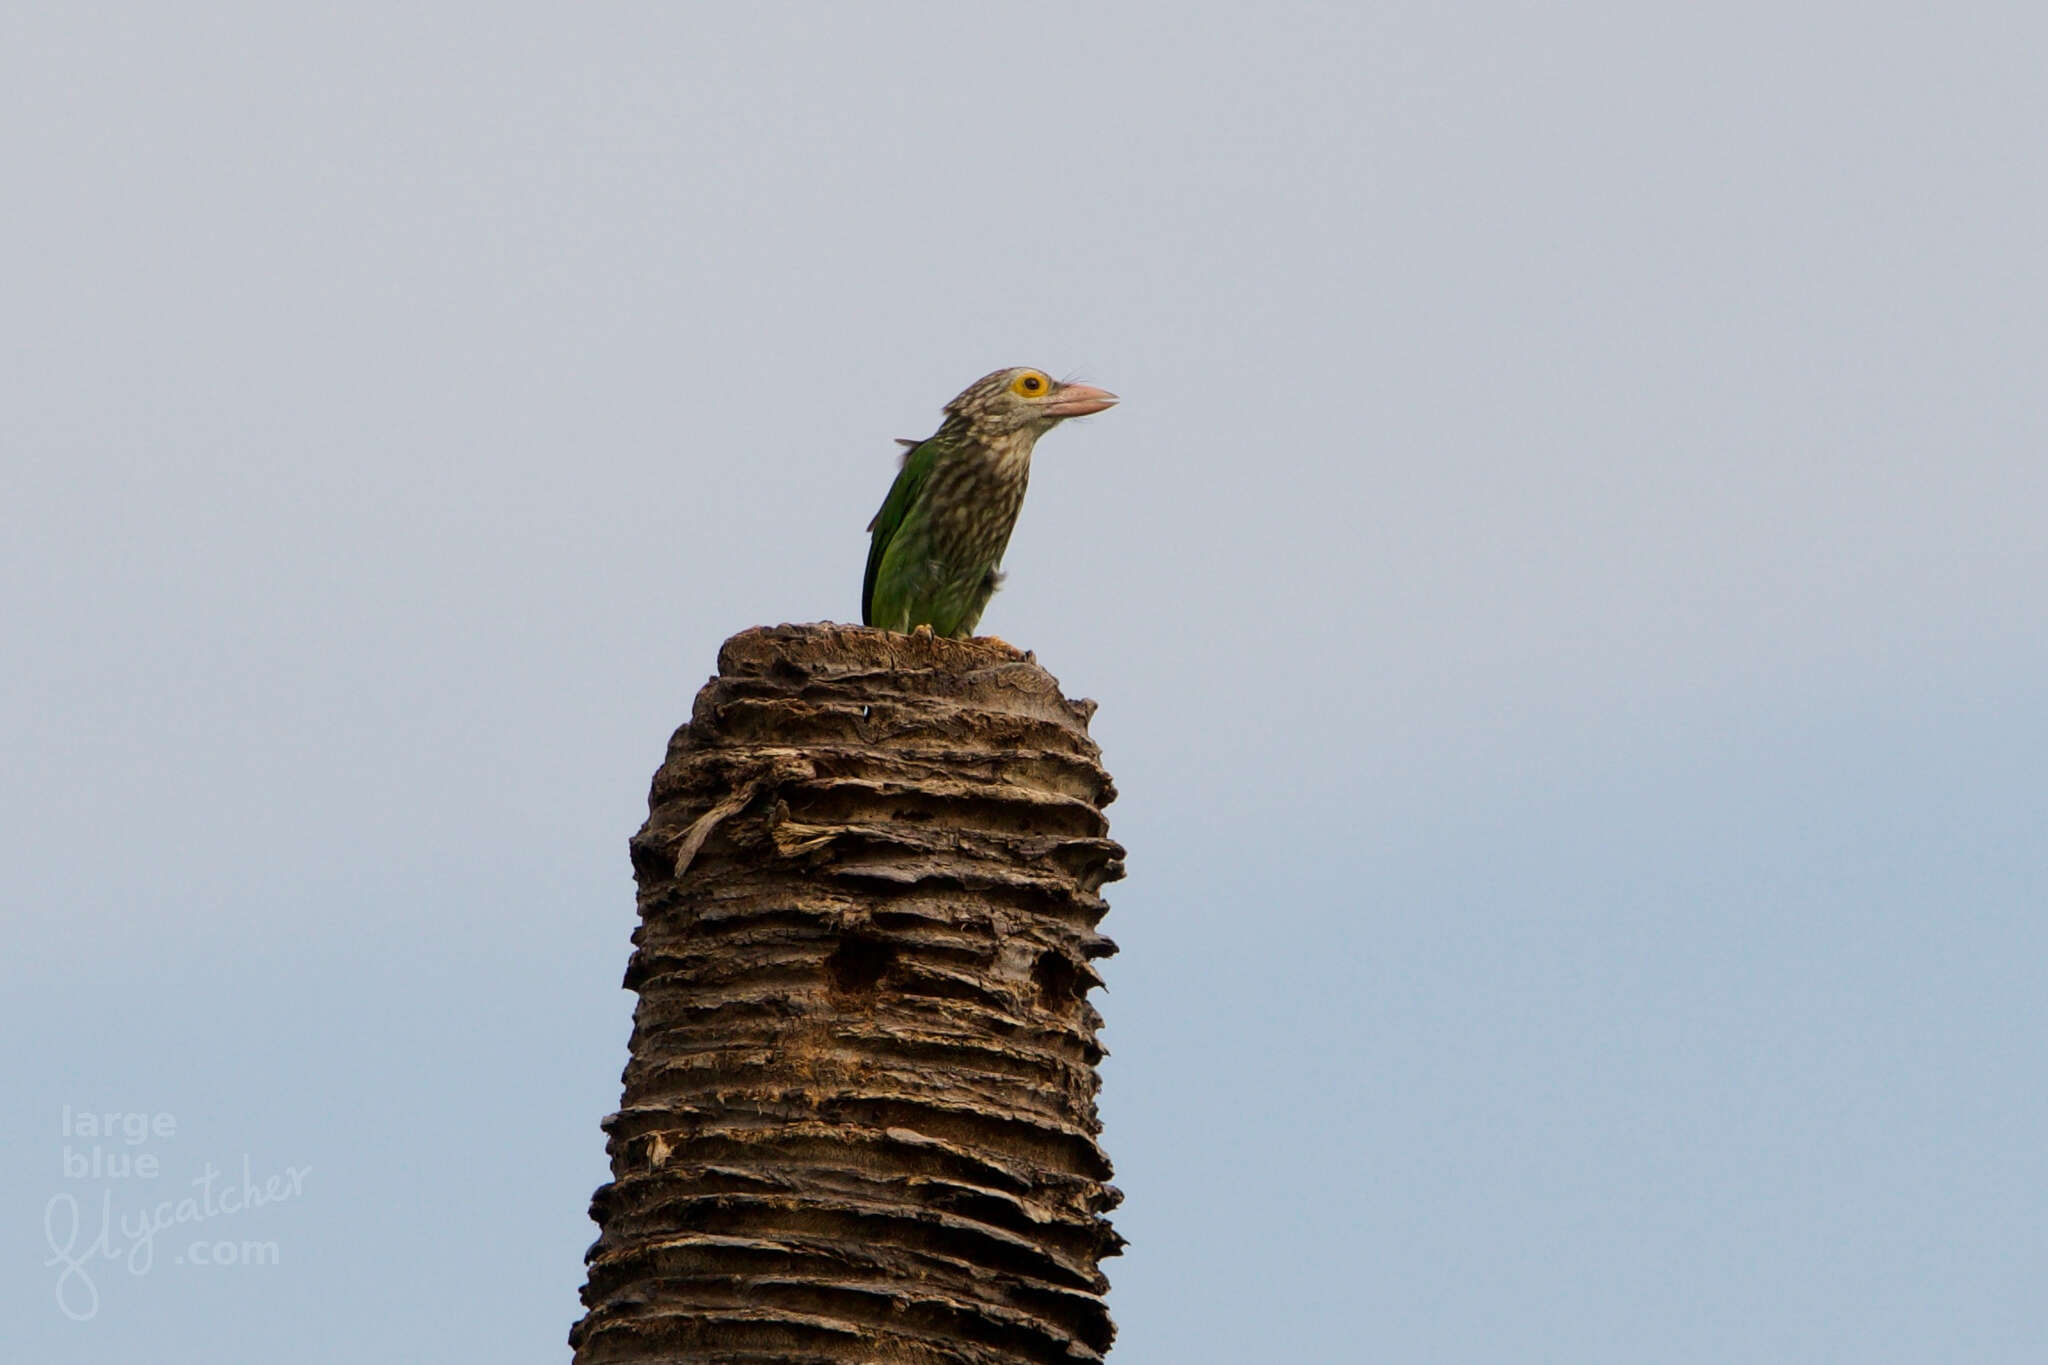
571, 623, 1124, 1363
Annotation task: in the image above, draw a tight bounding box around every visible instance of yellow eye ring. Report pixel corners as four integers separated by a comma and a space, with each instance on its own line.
1010, 371, 1049, 397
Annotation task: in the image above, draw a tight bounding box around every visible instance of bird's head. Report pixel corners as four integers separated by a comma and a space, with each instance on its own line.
945, 367, 1118, 439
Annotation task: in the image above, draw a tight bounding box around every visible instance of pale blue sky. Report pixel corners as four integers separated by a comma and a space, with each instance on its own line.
7, 4, 2045, 1360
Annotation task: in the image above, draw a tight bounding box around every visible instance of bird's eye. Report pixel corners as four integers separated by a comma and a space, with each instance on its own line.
1010, 371, 1049, 396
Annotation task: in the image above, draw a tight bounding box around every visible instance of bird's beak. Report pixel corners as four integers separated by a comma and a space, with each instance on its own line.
1042, 382, 1118, 418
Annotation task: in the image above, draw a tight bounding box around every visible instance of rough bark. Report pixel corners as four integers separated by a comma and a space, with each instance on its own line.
572, 623, 1123, 1364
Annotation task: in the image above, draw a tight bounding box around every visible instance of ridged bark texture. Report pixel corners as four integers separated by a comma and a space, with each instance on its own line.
572, 623, 1124, 1364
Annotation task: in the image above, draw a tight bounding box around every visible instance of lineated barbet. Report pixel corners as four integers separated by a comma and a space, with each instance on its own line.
862, 367, 1117, 638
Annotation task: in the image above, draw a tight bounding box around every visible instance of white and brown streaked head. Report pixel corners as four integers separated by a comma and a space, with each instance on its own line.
942, 367, 1118, 440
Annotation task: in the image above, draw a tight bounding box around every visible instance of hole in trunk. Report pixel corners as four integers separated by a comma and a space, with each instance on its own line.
825, 934, 894, 994
1032, 950, 1082, 1007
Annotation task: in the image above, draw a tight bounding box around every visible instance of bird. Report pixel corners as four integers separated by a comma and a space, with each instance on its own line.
862, 367, 1117, 639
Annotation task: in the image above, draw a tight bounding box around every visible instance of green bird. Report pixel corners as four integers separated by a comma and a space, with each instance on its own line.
862, 366, 1117, 638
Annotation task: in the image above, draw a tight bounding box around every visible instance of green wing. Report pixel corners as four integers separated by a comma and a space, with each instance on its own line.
862, 437, 938, 626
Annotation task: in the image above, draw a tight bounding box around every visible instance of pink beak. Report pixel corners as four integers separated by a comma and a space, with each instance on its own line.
1043, 382, 1118, 418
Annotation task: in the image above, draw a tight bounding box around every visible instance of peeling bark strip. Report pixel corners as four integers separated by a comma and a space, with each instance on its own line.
572, 623, 1124, 1364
